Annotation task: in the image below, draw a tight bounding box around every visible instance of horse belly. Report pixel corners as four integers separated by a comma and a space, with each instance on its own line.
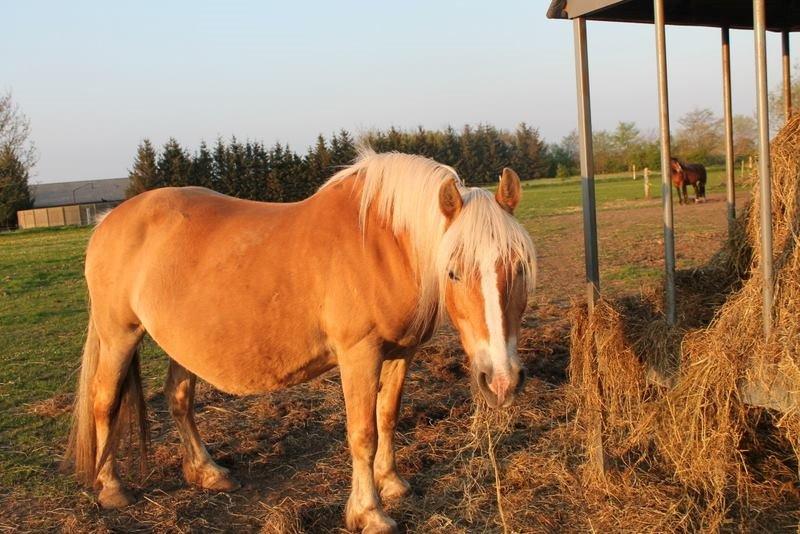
155, 326, 337, 396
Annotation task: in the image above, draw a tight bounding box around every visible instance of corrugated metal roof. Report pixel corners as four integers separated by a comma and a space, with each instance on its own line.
547, 0, 800, 32
31, 178, 129, 208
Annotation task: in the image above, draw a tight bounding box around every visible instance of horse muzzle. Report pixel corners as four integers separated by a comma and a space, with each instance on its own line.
472, 364, 527, 408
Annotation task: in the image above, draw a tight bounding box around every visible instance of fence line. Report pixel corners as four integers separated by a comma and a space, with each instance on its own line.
17, 202, 119, 230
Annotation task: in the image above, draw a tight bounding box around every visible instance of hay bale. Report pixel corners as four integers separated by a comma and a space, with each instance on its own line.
569, 113, 800, 526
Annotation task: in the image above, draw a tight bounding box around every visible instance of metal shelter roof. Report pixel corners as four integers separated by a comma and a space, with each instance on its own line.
547, 0, 800, 32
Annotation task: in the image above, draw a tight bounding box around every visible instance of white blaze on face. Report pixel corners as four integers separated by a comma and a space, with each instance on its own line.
479, 252, 512, 397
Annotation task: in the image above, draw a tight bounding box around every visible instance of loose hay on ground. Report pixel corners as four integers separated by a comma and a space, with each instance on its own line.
569, 114, 800, 529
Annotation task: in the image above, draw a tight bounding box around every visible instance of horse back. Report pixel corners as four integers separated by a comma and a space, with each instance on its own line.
684, 163, 707, 184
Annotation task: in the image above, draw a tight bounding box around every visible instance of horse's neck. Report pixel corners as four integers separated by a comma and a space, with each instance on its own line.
313, 178, 435, 347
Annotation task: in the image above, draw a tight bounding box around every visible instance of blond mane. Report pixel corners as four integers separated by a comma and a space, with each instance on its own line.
322, 148, 536, 337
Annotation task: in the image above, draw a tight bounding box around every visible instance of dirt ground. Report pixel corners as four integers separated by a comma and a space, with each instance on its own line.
9, 192, 790, 533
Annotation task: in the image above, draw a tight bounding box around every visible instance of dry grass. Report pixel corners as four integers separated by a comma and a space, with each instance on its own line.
6, 138, 800, 531
9, 306, 744, 533
569, 114, 800, 530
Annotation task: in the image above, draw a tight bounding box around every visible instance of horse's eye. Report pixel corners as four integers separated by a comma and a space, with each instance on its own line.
448, 270, 460, 282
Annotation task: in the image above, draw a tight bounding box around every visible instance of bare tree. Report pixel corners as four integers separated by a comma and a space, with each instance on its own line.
674, 108, 723, 165
0, 92, 35, 227
732, 114, 757, 158
768, 63, 800, 133
0, 91, 37, 171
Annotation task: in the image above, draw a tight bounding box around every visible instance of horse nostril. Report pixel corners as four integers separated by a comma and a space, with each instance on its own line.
479, 371, 490, 389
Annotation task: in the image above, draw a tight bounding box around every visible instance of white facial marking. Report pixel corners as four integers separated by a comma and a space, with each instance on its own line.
480, 254, 510, 378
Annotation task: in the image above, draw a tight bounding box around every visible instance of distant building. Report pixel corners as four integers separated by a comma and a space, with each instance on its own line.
30, 177, 129, 208
17, 177, 131, 229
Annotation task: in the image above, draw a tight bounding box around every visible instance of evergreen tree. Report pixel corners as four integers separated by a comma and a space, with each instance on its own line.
436, 126, 462, 169
128, 121, 587, 204
238, 141, 259, 200
126, 139, 162, 197
480, 124, 509, 182
384, 127, 404, 153
305, 135, 333, 195
264, 143, 289, 202
459, 125, 479, 183
188, 141, 214, 188
222, 137, 245, 197
0, 146, 33, 227
330, 129, 357, 166
158, 138, 191, 187
212, 138, 229, 195
512, 123, 548, 179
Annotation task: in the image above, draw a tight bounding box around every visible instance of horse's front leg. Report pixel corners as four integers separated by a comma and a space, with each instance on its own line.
681, 183, 688, 204
374, 357, 411, 502
675, 184, 684, 204
340, 340, 398, 533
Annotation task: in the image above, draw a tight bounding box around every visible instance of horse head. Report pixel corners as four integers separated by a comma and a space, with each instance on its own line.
670, 157, 685, 184
437, 168, 533, 408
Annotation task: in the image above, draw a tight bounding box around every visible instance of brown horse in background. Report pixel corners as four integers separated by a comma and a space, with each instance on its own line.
63, 150, 536, 533
670, 157, 707, 204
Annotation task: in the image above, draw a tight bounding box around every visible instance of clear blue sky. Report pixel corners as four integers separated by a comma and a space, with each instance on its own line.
4, 1, 796, 183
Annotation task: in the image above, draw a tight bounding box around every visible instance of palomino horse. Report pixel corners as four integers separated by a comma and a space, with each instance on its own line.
64, 150, 536, 533
670, 157, 707, 204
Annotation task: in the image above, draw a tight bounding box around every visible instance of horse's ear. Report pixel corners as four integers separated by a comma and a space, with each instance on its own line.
496, 168, 521, 214
439, 177, 463, 223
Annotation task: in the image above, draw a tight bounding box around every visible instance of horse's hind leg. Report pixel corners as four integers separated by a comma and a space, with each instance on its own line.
374, 357, 411, 502
93, 332, 143, 508
165, 360, 240, 492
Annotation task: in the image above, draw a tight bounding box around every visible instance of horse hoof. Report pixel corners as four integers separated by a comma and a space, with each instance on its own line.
378, 475, 411, 502
363, 517, 398, 534
202, 471, 241, 492
354, 512, 397, 534
345, 500, 398, 533
184, 461, 241, 492
97, 485, 136, 509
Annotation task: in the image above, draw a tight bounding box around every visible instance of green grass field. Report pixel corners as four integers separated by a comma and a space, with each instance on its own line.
0, 168, 732, 499
1, 227, 89, 493
513, 165, 730, 218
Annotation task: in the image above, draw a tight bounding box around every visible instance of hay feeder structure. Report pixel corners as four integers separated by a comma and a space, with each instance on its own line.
548, 0, 800, 525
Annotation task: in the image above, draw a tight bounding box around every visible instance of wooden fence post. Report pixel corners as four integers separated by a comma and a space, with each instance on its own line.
644, 167, 651, 199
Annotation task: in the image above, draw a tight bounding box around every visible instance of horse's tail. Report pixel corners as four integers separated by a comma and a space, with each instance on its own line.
63, 310, 149, 486
63, 313, 101, 484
